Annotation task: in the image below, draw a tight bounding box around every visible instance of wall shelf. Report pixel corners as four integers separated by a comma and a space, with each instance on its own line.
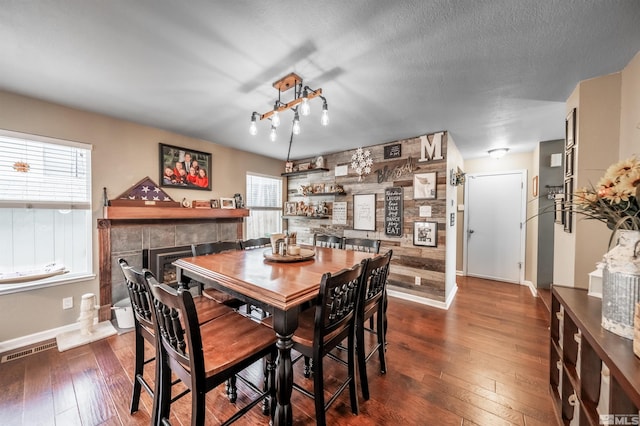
283, 215, 330, 220
289, 192, 346, 197
281, 168, 329, 177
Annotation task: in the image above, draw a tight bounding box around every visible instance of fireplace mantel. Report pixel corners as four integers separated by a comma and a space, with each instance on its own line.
103, 206, 249, 220
97, 207, 249, 321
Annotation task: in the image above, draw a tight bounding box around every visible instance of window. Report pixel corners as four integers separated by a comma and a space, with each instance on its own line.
245, 173, 282, 239
0, 129, 93, 293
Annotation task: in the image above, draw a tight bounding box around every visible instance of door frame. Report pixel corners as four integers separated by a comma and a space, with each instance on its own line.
462, 169, 527, 284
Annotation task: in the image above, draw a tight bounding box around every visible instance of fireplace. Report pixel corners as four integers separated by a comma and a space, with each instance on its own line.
144, 245, 193, 285
97, 206, 249, 321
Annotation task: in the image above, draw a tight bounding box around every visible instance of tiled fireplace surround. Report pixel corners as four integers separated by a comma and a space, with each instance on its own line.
97, 215, 244, 321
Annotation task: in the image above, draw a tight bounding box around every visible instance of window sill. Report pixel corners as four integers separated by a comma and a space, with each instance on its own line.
0, 272, 96, 296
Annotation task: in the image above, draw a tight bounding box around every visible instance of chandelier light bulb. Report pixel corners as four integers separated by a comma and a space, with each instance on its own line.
320, 102, 329, 126
249, 116, 257, 136
292, 113, 301, 135
269, 125, 277, 142
272, 110, 280, 128
300, 95, 310, 116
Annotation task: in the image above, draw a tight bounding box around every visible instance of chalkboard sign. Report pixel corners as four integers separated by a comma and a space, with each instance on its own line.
385, 187, 403, 236
384, 143, 402, 159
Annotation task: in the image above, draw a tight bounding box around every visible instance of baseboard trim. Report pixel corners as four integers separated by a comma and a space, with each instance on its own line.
456, 270, 465, 276
0, 322, 81, 354
387, 286, 457, 310
523, 280, 537, 297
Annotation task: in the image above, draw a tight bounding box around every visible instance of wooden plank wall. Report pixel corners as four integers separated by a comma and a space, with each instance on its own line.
285, 132, 448, 302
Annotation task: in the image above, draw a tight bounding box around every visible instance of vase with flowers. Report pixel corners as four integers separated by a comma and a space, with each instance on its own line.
574, 155, 640, 340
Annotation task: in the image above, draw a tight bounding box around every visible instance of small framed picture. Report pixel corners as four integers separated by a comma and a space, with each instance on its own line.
564, 178, 573, 233
414, 221, 437, 247
210, 199, 219, 209
565, 147, 574, 177
220, 197, 236, 209
298, 162, 310, 171
554, 194, 564, 224
565, 108, 576, 150
413, 172, 436, 199
313, 183, 325, 194
284, 201, 297, 216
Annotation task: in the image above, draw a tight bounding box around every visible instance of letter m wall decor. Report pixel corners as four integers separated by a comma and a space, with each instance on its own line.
418, 131, 445, 162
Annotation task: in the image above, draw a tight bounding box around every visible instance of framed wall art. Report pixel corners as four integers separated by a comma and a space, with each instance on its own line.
414, 221, 437, 247
353, 193, 376, 231
565, 108, 576, 150
413, 172, 436, 199
564, 178, 573, 233
160, 143, 212, 190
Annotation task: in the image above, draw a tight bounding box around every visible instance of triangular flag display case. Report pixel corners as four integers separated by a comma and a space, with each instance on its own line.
108, 176, 180, 207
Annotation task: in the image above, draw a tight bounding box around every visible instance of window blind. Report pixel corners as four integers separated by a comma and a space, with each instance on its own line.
246, 173, 282, 209
0, 131, 92, 209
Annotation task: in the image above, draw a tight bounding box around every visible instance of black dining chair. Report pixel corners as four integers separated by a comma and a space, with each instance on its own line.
143, 270, 278, 426
117, 259, 233, 422
343, 237, 381, 254
356, 250, 392, 400
240, 237, 271, 250
190, 241, 245, 308
289, 262, 366, 426
313, 233, 344, 249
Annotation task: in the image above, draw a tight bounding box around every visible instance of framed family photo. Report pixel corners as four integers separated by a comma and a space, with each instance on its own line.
414, 221, 437, 247
413, 172, 436, 199
160, 143, 212, 191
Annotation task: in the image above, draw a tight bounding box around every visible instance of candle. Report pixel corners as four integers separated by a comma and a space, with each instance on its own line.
287, 245, 300, 256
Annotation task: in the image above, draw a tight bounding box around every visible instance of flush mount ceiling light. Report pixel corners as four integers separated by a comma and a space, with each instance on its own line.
488, 148, 509, 159
249, 72, 328, 143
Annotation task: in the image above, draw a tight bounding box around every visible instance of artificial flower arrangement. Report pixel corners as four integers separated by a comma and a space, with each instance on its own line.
573, 155, 640, 232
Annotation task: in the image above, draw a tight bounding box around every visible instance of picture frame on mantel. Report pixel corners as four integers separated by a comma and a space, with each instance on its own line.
160, 143, 212, 191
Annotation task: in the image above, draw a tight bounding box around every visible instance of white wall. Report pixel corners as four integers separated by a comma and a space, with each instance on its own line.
445, 135, 463, 301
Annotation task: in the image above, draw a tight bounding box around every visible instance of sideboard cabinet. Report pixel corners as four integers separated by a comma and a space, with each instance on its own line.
550, 286, 640, 425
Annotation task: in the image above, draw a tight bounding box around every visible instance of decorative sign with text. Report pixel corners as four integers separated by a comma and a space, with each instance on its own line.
384, 187, 403, 237
384, 143, 402, 159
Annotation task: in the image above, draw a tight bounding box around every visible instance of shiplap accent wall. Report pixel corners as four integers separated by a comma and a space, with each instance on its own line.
285, 132, 448, 302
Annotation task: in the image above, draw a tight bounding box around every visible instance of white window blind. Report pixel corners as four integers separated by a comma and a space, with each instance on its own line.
245, 173, 282, 239
246, 173, 282, 209
0, 130, 91, 209
0, 129, 93, 293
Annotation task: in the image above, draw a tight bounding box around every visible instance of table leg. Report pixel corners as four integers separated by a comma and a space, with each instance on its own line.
272, 308, 299, 426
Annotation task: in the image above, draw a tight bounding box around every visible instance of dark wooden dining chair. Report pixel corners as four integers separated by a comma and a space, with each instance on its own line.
312, 233, 344, 249
190, 241, 245, 307
240, 237, 271, 250
117, 259, 233, 421
143, 270, 277, 426
356, 250, 392, 400
343, 237, 381, 254
289, 262, 365, 426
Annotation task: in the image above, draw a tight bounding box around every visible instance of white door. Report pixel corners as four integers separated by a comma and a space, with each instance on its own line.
464, 170, 526, 283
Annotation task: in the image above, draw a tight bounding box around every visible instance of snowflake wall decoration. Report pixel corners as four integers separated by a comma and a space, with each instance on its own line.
350, 147, 373, 181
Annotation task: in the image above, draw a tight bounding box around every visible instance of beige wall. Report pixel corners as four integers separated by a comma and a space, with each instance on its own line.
461, 151, 536, 283
620, 51, 640, 159
554, 73, 622, 289
0, 90, 283, 342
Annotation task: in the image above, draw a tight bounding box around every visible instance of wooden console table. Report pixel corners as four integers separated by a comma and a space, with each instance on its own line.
550, 286, 640, 425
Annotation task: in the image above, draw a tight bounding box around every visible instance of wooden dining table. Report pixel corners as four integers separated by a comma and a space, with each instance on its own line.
173, 245, 375, 426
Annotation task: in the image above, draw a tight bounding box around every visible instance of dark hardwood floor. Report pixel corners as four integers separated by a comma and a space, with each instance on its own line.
0, 276, 554, 425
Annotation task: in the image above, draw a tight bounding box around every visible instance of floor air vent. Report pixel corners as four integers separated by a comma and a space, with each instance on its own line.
1, 341, 57, 363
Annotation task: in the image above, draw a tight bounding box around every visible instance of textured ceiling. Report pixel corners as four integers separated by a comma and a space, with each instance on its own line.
1, 1, 639, 161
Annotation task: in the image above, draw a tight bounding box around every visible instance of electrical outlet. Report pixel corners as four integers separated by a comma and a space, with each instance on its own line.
62, 297, 73, 310
414, 276, 421, 286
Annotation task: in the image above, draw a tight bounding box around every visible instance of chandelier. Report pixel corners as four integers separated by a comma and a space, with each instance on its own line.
249, 72, 328, 143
